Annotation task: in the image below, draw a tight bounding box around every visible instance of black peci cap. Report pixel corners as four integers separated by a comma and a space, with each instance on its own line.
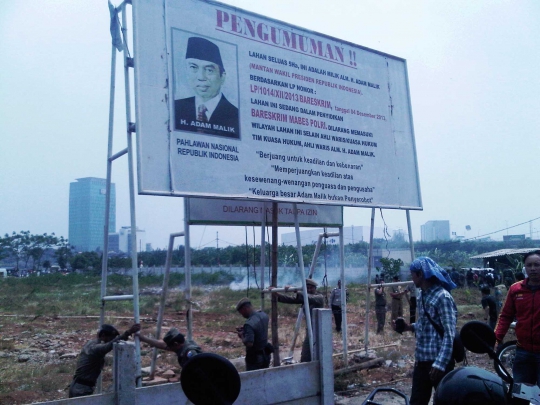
185, 37, 224, 70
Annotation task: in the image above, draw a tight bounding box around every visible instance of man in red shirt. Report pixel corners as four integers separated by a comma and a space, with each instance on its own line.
495, 250, 540, 387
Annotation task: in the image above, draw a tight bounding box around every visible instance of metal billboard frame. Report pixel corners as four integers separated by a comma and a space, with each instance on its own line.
133, 0, 423, 211
100, 0, 419, 394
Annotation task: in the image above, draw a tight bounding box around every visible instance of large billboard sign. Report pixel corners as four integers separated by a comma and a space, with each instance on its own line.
133, 0, 422, 210
188, 198, 343, 227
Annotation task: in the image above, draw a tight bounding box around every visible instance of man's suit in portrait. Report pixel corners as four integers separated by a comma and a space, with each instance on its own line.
174, 95, 240, 139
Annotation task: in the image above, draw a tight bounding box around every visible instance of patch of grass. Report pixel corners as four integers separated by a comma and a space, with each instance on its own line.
139, 296, 160, 315
38, 364, 72, 392
167, 271, 237, 286
206, 289, 250, 314
203, 336, 213, 345
0, 273, 241, 316
334, 372, 365, 393
55, 363, 72, 374
0, 339, 15, 351
453, 287, 482, 305
0, 361, 72, 395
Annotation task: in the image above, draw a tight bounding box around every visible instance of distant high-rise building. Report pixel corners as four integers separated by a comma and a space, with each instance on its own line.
118, 226, 146, 253
69, 177, 116, 252
421, 220, 450, 242
108, 233, 120, 252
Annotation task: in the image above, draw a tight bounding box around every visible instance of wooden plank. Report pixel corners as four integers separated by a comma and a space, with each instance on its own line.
334, 357, 384, 376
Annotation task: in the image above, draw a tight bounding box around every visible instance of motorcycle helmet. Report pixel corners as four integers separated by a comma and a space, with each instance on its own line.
434, 366, 507, 405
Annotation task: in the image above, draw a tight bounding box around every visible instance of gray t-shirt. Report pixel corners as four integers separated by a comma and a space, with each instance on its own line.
244, 310, 269, 354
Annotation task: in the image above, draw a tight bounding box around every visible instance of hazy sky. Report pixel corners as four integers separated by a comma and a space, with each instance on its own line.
1, 0, 539, 250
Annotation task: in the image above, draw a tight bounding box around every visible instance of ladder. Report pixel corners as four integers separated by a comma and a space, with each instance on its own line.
99, 0, 141, 390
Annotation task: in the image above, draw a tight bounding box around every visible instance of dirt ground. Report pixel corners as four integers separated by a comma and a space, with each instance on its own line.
0, 287, 509, 405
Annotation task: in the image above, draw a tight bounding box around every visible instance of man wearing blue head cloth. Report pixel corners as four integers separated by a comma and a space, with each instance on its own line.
175, 37, 240, 139
392, 257, 457, 405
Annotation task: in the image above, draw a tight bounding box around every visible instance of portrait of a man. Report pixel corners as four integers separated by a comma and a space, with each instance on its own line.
174, 36, 240, 139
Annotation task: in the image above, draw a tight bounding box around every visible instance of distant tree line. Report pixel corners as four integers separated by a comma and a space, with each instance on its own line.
0, 231, 71, 272
1, 230, 537, 273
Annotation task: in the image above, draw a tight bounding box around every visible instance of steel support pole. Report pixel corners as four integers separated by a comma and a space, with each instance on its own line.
309, 234, 324, 278
120, 3, 141, 387
260, 203, 266, 310
308, 232, 339, 278
293, 203, 314, 361
150, 232, 184, 378
406, 210, 415, 262
290, 231, 339, 358
271, 202, 280, 365
100, 41, 117, 326
97, 41, 118, 395
364, 208, 376, 352
339, 226, 347, 363
184, 199, 193, 341
288, 308, 304, 359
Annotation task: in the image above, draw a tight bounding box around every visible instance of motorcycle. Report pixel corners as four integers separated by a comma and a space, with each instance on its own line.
495, 321, 517, 381
362, 320, 539, 405
435, 320, 540, 404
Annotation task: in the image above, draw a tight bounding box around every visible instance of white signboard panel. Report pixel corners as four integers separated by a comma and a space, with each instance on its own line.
133, 0, 422, 210
188, 198, 343, 227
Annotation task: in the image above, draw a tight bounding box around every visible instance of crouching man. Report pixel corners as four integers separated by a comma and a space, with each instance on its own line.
69, 323, 140, 398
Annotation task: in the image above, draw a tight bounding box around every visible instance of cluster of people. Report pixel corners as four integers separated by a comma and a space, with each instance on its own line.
387, 252, 540, 405
466, 268, 498, 287
374, 274, 417, 334
68, 250, 540, 403
69, 295, 271, 398
448, 267, 501, 288
68, 323, 203, 398
68, 278, 328, 398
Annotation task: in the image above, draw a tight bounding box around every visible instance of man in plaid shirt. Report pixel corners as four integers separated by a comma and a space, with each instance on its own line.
393, 257, 457, 405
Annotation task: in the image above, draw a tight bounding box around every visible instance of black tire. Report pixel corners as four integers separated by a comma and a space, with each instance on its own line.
495, 340, 517, 381
181, 353, 241, 405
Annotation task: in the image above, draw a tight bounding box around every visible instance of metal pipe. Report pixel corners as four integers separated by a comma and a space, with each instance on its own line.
102, 295, 134, 302
121, 4, 141, 387
364, 208, 376, 352
260, 204, 266, 310
308, 232, 339, 278
108, 148, 128, 161
289, 230, 341, 358
184, 199, 193, 341
406, 210, 415, 262
271, 202, 280, 365
339, 226, 347, 364
100, 40, 117, 328
308, 235, 323, 278
98, 6, 121, 394
262, 286, 304, 294
150, 231, 184, 378
293, 203, 314, 361
288, 308, 304, 358
369, 281, 413, 288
